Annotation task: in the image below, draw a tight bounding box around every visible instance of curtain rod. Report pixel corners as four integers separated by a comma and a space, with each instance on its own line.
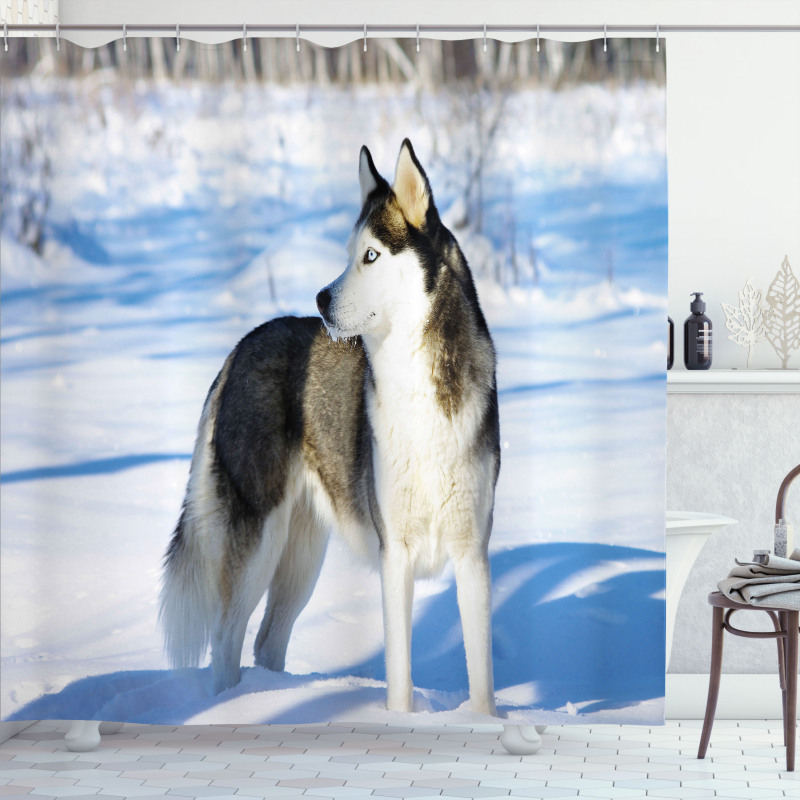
3, 23, 800, 35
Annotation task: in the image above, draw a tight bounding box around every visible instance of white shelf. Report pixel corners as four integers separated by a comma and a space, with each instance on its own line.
667, 369, 800, 394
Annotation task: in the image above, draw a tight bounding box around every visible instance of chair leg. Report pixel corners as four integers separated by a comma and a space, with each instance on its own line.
777, 611, 788, 747
698, 606, 725, 760
785, 611, 798, 772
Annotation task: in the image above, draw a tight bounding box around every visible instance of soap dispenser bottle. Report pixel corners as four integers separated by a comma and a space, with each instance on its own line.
684, 292, 712, 370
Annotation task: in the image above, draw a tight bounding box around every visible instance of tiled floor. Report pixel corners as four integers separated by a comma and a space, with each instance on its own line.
1, 720, 797, 799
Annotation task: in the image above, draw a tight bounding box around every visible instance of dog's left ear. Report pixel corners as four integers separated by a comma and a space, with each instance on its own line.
359, 146, 388, 205
392, 139, 434, 229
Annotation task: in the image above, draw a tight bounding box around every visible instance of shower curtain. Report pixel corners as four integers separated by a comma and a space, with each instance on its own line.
1, 35, 667, 726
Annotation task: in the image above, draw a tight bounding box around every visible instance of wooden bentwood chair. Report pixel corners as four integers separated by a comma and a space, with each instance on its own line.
697, 464, 800, 772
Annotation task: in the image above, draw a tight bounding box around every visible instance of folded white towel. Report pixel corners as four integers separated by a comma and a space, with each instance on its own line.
717, 547, 800, 610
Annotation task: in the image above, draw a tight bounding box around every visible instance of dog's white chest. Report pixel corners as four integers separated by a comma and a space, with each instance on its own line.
365, 346, 488, 575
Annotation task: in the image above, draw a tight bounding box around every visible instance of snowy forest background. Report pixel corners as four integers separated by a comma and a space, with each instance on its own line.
1, 37, 669, 725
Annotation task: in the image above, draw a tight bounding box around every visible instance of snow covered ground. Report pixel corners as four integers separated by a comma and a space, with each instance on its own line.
1, 75, 668, 725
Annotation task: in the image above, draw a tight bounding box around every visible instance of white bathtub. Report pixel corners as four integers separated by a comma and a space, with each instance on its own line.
665, 511, 738, 664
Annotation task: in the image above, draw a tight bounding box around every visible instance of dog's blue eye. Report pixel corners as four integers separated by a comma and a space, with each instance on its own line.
364, 248, 379, 263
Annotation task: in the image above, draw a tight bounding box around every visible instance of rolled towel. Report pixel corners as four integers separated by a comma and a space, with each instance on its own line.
717, 547, 800, 610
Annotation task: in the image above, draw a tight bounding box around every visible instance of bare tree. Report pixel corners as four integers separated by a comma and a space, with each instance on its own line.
0, 89, 53, 254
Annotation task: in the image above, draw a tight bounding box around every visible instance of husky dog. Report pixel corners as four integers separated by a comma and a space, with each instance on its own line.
160, 140, 500, 715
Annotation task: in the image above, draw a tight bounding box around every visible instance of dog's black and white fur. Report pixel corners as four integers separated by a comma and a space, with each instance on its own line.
160, 140, 500, 714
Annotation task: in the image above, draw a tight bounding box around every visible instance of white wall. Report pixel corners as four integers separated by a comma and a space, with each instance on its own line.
667, 32, 800, 370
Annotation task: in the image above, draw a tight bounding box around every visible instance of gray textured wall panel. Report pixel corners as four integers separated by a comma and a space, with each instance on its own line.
667, 393, 800, 673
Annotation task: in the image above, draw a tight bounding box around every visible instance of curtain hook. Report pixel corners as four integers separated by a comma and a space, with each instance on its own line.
176, 23, 180, 53
56, 21, 60, 51
243, 23, 247, 53
536, 22, 540, 53
656, 23, 660, 52
603, 23, 607, 53
3, 22, 7, 53
363, 23, 367, 53
123, 23, 127, 52
483, 23, 487, 53
416, 23, 420, 53
296, 23, 300, 52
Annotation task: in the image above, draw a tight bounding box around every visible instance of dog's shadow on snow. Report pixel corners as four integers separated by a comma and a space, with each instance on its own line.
7, 542, 664, 724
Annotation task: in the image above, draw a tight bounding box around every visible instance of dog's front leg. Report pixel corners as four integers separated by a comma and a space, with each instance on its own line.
454, 549, 497, 716
380, 543, 414, 712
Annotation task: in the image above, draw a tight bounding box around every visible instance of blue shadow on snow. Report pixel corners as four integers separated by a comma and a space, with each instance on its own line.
1, 453, 190, 484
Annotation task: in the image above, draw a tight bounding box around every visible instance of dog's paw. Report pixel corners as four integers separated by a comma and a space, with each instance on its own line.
386, 691, 413, 713
470, 697, 498, 717
212, 667, 243, 695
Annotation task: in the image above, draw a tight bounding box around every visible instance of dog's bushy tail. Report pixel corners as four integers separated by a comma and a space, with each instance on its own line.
158, 508, 214, 669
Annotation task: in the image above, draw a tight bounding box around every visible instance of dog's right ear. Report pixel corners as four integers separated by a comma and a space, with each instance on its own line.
359, 146, 388, 205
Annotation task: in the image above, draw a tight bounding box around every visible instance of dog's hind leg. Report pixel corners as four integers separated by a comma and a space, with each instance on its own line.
454, 547, 497, 716
211, 597, 255, 694
210, 507, 292, 694
254, 496, 329, 672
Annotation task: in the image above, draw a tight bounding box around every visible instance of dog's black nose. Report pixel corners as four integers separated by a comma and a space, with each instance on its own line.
316, 288, 332, 317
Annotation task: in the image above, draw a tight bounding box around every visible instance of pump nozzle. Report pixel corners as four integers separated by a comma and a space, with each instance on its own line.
690, 292, 706, 314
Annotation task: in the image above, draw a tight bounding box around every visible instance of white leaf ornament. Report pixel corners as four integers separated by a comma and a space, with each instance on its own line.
765, 255, 800, 369
720, 278, 772, 368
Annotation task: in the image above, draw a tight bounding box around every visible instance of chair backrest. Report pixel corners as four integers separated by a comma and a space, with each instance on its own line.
776, 464, 800, 523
